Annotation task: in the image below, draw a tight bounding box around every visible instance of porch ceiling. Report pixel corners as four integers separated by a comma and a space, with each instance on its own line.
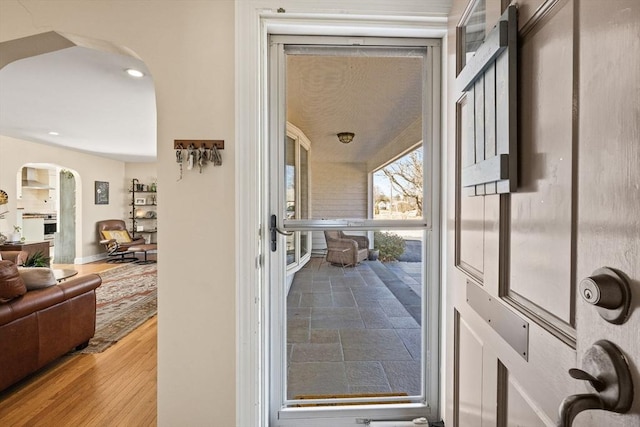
287, 55, 423, 165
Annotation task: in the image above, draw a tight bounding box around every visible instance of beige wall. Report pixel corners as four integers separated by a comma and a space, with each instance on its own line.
0, 1, 235, 426
0, 135, 126, 261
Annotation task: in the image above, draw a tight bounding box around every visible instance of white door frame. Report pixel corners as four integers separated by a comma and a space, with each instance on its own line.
236, 4, 448, 426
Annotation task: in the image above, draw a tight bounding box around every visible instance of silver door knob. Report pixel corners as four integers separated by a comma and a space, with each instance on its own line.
558, 340, 633, 426
579, 267, 631, 324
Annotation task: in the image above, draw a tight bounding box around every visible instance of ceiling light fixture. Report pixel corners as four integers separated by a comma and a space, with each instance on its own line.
337, 132, 355, 144
125, 68, 144, 78
48, 131, 59, 136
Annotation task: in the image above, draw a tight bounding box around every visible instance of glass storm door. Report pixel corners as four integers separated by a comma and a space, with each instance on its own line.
269, 36, 442, 426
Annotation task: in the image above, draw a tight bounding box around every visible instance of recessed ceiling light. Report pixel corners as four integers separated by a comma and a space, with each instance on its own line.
48, 131, 59, 136
125, 68, 144, 78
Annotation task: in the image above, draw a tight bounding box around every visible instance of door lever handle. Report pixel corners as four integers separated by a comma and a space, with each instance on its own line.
269, 214, 293, 252
557, 340, 633, 426
558, 393, 604, 427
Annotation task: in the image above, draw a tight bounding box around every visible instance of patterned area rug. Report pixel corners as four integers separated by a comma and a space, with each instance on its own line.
78, 263, 157, 354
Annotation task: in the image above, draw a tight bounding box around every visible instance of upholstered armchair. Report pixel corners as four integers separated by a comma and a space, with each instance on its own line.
97, 219, 146, 263
324, 230, 369, 267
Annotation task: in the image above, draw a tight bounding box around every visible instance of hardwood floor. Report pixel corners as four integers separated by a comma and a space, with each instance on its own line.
0, 260, 157, 426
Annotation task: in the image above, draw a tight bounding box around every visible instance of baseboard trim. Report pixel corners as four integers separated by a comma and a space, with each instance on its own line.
74, 252, 108, 265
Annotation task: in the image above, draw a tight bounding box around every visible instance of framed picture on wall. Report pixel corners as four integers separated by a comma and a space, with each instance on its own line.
95, 181, 109, 204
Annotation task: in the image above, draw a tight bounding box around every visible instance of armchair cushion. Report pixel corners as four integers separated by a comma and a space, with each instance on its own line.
101, 229, 132, 243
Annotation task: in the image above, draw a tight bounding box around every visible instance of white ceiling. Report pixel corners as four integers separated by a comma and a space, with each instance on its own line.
287, 54, 423, 163
0, 32, 156, 163
0, 32, 424, 165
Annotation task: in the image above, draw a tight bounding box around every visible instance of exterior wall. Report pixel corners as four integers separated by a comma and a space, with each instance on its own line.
0, 1, 236, 426
311, 162, 368, 220
310, 161, 368, 250
0, 135, 126, 263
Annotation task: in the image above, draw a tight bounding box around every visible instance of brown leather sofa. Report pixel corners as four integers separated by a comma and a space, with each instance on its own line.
0, 260, 102, 392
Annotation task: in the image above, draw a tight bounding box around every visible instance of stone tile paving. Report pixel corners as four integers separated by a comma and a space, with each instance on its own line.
286, 257, 423, 400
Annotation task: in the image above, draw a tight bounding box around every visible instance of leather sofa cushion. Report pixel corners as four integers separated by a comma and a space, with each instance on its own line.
0, 260, 27, 303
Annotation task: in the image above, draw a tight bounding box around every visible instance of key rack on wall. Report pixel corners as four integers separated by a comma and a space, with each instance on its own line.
174, 139, 224, 178
174, 139, 224, 150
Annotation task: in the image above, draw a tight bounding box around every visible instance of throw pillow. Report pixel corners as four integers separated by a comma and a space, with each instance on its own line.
18, 267, 57, 290
0, 260, 27, 302
101, 230, 132, 243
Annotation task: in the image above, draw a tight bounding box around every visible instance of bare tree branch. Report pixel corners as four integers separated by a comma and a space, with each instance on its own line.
381, 148, 423, 215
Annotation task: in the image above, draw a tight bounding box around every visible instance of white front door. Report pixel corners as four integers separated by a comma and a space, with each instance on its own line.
446, 0, 639, 426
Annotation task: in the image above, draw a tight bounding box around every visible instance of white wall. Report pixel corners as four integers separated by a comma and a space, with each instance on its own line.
0, 1, 236, 426
0, 135, 126, 262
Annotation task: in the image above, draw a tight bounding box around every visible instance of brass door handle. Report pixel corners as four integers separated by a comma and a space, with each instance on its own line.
558, 340, 633, 426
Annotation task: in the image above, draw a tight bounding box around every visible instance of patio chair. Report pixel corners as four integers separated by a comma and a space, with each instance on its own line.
324, 230, 369, 267
97, 219, 146, 263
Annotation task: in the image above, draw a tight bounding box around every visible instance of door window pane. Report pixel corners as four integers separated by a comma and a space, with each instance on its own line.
286, 54, 424, 221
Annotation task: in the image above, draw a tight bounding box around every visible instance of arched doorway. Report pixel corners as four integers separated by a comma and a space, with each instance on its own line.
16, 162, 80, 264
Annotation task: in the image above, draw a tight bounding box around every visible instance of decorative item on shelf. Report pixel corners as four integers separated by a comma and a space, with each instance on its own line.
135, 197, 146, 205
174, 140, 224, 179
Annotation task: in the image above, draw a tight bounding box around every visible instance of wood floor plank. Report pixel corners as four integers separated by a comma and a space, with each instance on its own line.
0, 317, 157, 426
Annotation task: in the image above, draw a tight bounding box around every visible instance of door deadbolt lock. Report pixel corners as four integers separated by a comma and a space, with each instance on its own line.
579, 267, 631, 324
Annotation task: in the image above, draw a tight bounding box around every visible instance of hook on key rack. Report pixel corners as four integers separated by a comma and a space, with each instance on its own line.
174, 140, 224, 173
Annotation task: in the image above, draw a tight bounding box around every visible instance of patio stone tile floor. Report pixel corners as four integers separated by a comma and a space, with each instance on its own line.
287, 257, 422, 400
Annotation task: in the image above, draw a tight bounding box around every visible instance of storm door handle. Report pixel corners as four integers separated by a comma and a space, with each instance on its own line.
270, 214, 293, 252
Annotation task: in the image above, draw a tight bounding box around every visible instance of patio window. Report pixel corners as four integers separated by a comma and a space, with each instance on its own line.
285, 124, 311, 273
